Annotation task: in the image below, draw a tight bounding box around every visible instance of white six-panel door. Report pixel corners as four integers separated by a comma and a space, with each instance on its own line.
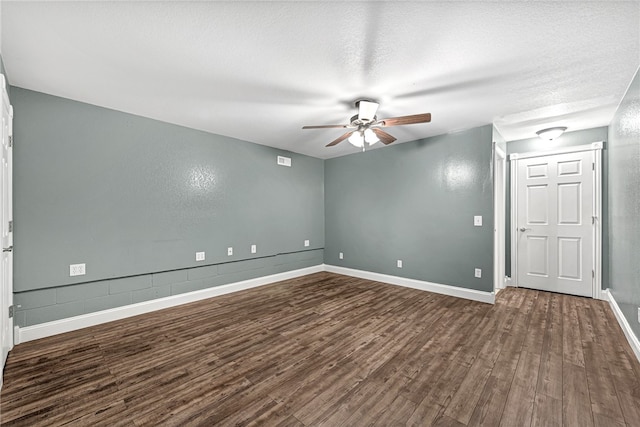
513, 147, 599, 297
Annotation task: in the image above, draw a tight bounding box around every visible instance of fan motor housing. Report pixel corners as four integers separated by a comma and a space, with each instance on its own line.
350, 114, 377, 126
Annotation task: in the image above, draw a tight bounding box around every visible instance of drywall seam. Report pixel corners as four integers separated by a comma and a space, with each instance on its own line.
16, 263, 497, 344
16, 264, 324, 344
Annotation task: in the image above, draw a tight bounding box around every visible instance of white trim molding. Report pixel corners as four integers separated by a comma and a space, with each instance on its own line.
15, 264, 497, 344
493, 142, 507, 294
325, 265, 495, 304
602, 289, 640, 363
16, 265, 325, 344
504, 276, 513, 288
509, 141, 604, 161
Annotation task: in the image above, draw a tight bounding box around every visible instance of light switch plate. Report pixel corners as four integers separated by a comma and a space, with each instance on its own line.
475, 268, 482, 278
195, 252, 205, 261
251, 244, 257, 254
304, 240, 310, 247
474, 215, 483, 226
339, 252, 344, 260
397, 260, 403, 268
70, 263, 86, 277
227, 247, 233, 256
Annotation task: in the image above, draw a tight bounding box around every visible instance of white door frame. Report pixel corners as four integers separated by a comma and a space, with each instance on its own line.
509, 141, 603, 299
493, 144, 506, 293
0, 74, 13, 390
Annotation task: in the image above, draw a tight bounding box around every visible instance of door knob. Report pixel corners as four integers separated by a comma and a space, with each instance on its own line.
519, 227, 531, 232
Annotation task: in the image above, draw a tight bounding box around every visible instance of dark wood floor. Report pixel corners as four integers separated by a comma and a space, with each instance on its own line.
1, 272, 639, 426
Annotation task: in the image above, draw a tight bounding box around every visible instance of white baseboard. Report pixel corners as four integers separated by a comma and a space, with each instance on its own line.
15, 263, 496, 344
602, 289, 640, 363
16, 264, 325, 344
324, 265, 495, 304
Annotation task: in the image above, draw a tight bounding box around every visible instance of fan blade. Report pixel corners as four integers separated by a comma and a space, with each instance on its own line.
302, 124, 349, 129
358, 100, 379, 122
380, 113, 431, 127
372, 128, 396, 145
326, 131, 354, 147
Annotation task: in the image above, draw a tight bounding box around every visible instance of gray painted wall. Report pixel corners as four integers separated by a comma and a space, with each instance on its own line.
608, 67, 640, 339
325, 125, 495, 292
11, 87, 324, 324
14, 249, 323, 327
505, 127, 609, 284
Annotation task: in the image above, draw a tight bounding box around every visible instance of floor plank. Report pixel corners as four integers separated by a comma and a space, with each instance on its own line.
2, 273, 639, 426
563, 362, 595, 427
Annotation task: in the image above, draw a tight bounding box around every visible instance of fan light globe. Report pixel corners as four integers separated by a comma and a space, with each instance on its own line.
348, 131, 364, 147
364, 128, 379, 145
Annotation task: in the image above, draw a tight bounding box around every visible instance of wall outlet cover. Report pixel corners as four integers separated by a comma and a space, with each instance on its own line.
195, 251, 205, 261
251, 244, 257, 254
70, 263, 86, 277
474, 215, 483, 226
339, 252, 344, 259
475, 268, 482, 278
227, 247, 233, 256
397, 260, 403, 268
304, 240, 310, 247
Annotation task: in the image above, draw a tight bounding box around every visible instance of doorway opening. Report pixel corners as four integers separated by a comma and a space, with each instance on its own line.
509, 142, 603, 298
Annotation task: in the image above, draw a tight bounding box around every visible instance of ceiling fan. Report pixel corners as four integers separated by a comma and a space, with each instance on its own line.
302, 99, 431, 149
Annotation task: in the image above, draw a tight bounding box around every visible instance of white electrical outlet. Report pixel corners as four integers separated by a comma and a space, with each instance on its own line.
475, 268, 482, 278
227, 247, 233, 256
474, 215, 483, 226
397, 260, 403, 268
251, 244, 257, 254
339, 252, 344, 260
304, 240, 310, 247
70, 263, 86, 277
195, 251, 205, 261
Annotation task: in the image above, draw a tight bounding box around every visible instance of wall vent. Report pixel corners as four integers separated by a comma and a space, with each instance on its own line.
277, 156, 292, 167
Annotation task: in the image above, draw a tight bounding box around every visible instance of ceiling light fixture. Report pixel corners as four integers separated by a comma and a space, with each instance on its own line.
536, 127, 567, 141
348, 131, 364, 148
348, 128, 380, 149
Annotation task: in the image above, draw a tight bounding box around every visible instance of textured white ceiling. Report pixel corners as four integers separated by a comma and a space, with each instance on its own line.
2, 1, 639, 159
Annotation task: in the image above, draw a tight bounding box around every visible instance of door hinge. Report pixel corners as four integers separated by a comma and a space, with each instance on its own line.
8, 305, 14, 318
8, 220, 12, 233
8, 135, 12, 148
592, 162, 595, 171
592, 270, 595, 278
